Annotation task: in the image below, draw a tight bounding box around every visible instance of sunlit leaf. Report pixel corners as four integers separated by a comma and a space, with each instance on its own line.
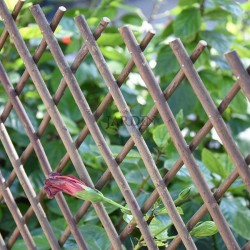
149, 217, 170, 241
191, 221, 218, 238
5, 0, 18, 11
19, 25, 42, 39
153, 124, 170, 148
97, 33, 124, 46
173, 7, 201, 42
202, 148, 229, 179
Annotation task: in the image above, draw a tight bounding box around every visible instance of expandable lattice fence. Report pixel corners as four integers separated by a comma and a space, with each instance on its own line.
0, 0, 250, 249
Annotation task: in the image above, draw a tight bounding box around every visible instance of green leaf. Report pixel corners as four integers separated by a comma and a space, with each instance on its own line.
204, 8, 231, 21
199, 69, 224, 94
4, 0, 18, 11
205, 0, 242, 17
88, 0, 119, 22
5, 109, 31, 135
174, 187, 192, 205
55, 18, 79, 38
111, 1, 145, 19
230, 91, 248, 114
43, 140, 66, 167
125, 169, 148, 185
19, 25, 43, 39
242, 2, 250, 11
211, 55, 231, 70
178, 0, 198, 6
235, 128, 250, 156
168, 80, 198, 116
155, 46, 180, 76
60, 114, 80, 135
149, 217, 171, 241
97, 33, 124, 46
220, 197, 250, 240
202, 149, 228, 179
106, 60, 124, 75
0, 207, 2, 221
182, 199, 210, 223
231, 43, 250, 58
57, 88, 83, 122
100, 145, 141, 159
176, 109, 184, 127
79, 224, 111, 250
8, 71, 20, 84
75, 63, 100, 85
29, 169, 45, 193
153, 124, 170, 148
100, 46, 127, 64
101, 121, 119, 135
156, 206, 184, 216
200, 30, 233, 54
13, 234, 50, 250
191, 221, 218, 238
123, 213, 134, 224
164, 162, 192, 183
50, 219, 111, 249
78, 137, 105, 170
8, 128, 29, 147
228, 179, 246, 196
173, 7, 201, 42
120, 13, 143, 26
0, 205, 17, 234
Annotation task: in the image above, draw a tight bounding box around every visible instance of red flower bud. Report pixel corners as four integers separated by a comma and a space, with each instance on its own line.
44, 172, 86, 198
61, 36, 71, 44
44, 173, 131, 214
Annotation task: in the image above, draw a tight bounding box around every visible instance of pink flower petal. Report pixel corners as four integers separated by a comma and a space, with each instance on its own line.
44, 172, 86, 198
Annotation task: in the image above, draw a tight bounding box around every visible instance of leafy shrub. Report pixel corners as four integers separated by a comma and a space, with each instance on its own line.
0, 0, 250, 249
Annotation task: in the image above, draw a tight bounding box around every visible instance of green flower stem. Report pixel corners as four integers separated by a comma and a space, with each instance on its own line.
154, 223, 173, 239
100, 195, 131, 214
75, 187, 131, 214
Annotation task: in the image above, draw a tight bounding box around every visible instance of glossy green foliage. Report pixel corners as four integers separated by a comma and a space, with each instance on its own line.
0, 0, 250, 249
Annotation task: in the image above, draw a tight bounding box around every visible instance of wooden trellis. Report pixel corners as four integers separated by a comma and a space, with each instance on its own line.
0, 0, 250, 249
